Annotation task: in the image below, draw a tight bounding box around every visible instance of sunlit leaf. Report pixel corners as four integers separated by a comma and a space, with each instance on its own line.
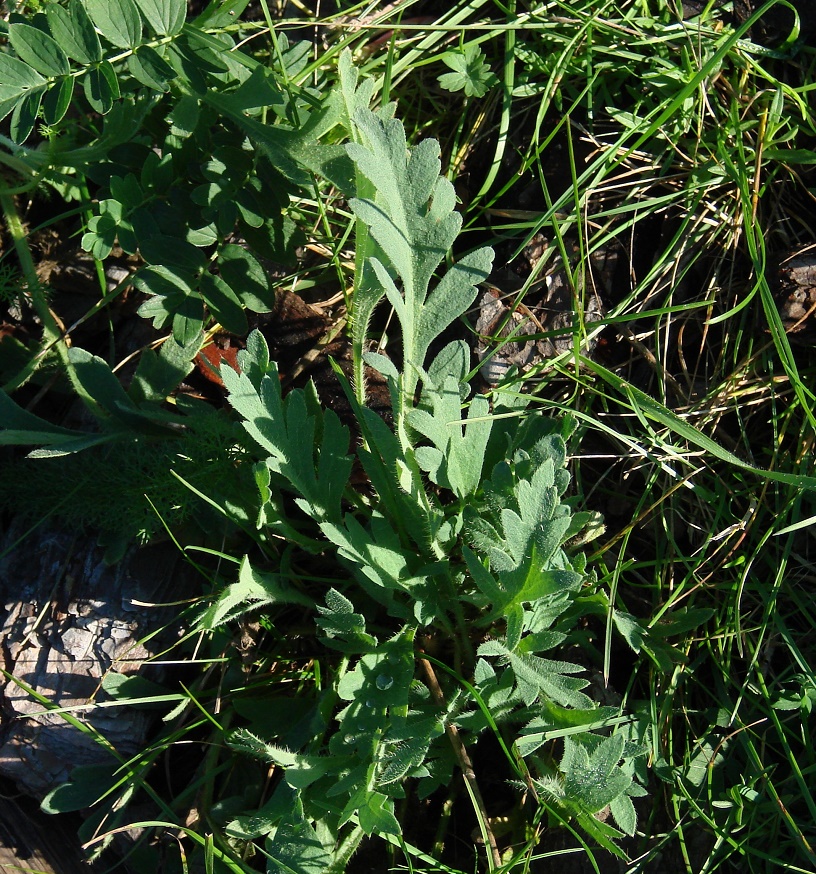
133, 0, 186, 36
9, 23, 70, 77
85, 0, 143, 48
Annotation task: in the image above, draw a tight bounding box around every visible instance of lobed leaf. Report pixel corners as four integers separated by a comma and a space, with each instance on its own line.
217, 244, 274, 313
478, 639, 593, 709
198, 555, 313, 630
408, 377, 492, 499
562, 734, 631, 813
266, 801, 332, 874
222, 335, 353, 522
346, 108, 494, 398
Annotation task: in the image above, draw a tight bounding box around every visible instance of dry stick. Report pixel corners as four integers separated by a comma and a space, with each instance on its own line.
418, 655, 502, 870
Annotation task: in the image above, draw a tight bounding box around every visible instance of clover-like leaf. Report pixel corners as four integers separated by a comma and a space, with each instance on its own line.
438, 45, 499, 98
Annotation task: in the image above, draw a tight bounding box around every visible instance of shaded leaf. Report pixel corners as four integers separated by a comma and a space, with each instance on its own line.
199, 272, 248, 335
266, 800, 331, 874
217, 244, 274, 313
172, 294, 204, 345
84, 61, 119, 114
128, 335, 199, 404
41, 765, 120, 814
10, 86, 43, 144
128, 44, 176, 91
198, 555, 313, 630
42, 76, 74, 125
67, 346, 137, 418
140, 235, 208, 272
46, 0, 102, 64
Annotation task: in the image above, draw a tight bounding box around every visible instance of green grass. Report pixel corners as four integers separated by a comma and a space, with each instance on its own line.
4, 0, 816, 871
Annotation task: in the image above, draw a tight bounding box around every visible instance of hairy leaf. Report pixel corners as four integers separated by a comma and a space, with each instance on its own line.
438, 45, 499, 98
266, 799, 332, 874
198, 555, 313, 630
315, 588, 378, 653
346, 108, 493, 399
408, 376, 491, 499
562, 734, 631, 812
222, 333, 353, 522
478, 639, 593, 709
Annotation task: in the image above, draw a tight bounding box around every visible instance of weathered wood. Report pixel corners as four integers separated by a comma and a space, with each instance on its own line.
776, 245, 816, 344
0, 780, 93, 873
0, 520, 199, 868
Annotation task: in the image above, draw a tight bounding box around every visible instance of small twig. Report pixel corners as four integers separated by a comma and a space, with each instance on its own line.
432, 779, 461, 858
418, 655, 502, 871
619, 322, 685, 402
280, 316, 347, 388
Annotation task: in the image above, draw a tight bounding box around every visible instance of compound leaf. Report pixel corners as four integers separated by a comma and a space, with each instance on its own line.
133, 0, 186, 36
9, 23, 70, 77
438, 45, 499, 98
0, 53, 45, 104
46, 0, 103, 64
85, 0, 143, 48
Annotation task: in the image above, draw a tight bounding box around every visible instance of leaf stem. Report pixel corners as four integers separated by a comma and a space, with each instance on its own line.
418, 655, 502, 870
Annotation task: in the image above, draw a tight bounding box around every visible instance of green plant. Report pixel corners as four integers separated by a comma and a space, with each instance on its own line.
7, 1, 816, 871
213, 98, 649, 871
0, 5, 650, 862
0, 0, 323, 404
